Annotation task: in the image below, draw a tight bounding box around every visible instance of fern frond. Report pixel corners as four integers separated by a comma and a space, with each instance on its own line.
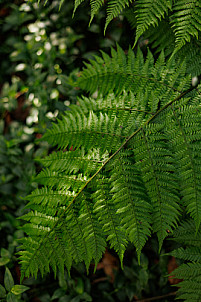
170, 247, 201, 262
73, 0, 85, 16
171, 0, 201, 53
104, 0, 133, 32
89, 0, 104, 25
78, 45, 191, 98
176, 38, 201, 77
144, 19, 175, 56
35, 169, 88, 191
38, 148, 104, 175
168, 219, 201, 301
134, 1, 201, 54
42, 104, 126, 153
130, 116, 180, 248
74, 0, 133, 30
172, 263, 201, 280
72, 0, 201, 55
171, 219, 201, 247
23, 187, 75, 213
20, 190, 106, 278
166, 98, 201, 228
145, 21, 201, 77
170, 263, 201, 302
134, 0, 172, 47
108, 149, 152, 260
19, 50, 201, 281
41, 0, 201, 56
93, 174, 128, 265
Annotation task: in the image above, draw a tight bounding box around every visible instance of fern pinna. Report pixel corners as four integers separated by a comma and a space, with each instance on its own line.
168, 220, 201, 302
19, 46, 201, 295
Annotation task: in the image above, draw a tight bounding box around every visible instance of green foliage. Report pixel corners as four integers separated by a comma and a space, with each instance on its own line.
143, 21, 201, 76
72, 0, 201, 55
19, 46, 201, 288
1, 0, 201, 301
0, 1, 135, 301
168, 221, 201, 302
170, 1, 201, 53
0, 266, 29, 302
77, 44, 190, 96
134, 0, 172, 47
74, 0, 132, 32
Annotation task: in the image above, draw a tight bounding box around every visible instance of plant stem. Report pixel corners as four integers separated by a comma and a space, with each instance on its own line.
134, 291, 177, 302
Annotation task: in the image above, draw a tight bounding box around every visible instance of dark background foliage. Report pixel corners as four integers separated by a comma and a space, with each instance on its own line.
0, 1, 180, 301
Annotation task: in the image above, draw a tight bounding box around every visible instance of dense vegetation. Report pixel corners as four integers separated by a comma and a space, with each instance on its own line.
0, 1, 201, 301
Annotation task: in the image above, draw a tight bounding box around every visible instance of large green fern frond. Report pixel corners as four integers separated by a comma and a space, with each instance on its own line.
19, 48, 201, 282
42, 105, 125, 153
172, 263, 201, 302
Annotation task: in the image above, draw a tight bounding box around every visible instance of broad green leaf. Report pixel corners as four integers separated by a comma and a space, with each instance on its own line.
7, 292, 18, 302
1, 249, 11, 259
11, 285, 29, 295
0, 258, 10, 266
75, 278, 84, 294
4, 268, 14, 292
51, 288, 66, 300
0, 284, 6, 298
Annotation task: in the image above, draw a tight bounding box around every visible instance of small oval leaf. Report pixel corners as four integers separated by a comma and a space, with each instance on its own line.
1, 248, 11, 258
11, 285, 29, 295
4, 267, 14, 292
0, 257, 10, 266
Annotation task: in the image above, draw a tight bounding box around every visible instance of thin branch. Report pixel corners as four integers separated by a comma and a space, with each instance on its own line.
134, 291, 177, 302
